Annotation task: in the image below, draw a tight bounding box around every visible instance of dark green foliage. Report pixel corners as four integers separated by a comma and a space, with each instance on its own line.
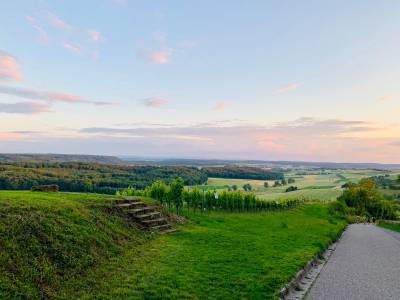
169, 177, 185, 214
369, 175, 400, 190
285, 186, 298, 192
31, 184, 59, 192
288, 178, 295, 184
273, 180, 282, 187
202, 166, 284, 180
264, 181, 269, 188
0, 162, 207, 194
243, 183, 252, 191
338, 179, 397, 220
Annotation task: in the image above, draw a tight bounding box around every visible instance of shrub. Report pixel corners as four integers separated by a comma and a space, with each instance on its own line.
337, 179, 397, 220
285, 186, 298, 192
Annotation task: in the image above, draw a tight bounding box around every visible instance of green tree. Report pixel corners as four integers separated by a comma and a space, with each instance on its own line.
273, 181, 281, 187
263, 182, 269, 188
288, 178, 295, 184
231, 184, 238, 191
170, 177, 185, 214
243, 183, 252, 191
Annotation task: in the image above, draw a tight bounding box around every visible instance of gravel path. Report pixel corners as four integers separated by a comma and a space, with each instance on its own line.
307, 224, 400, 300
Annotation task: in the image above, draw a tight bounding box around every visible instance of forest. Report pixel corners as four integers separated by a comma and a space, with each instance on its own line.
0, 162, 207, 194
202, 166, 284, 180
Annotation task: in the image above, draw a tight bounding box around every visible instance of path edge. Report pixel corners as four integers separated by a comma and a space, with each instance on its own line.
279, 225, 348, 300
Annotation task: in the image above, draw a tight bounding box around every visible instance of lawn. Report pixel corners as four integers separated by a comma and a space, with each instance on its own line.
0, 191, 347, 299
378, 223, 400, 233
74, 204, 347, 299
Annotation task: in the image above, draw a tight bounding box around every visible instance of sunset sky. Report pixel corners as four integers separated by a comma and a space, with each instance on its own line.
1, 1, 400, 162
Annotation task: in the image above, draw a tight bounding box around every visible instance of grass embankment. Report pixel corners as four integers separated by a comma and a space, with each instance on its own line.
378, 223, 400, 233
0, 191, 347, 299
0, 191, 150, 299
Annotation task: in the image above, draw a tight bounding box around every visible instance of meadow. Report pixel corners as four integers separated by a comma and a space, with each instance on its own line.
203, 169, 398, 202
0, 191, 346, 299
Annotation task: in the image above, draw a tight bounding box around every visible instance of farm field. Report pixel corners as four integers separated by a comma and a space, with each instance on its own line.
203, 169, 399, 202
0, 191, 346, 299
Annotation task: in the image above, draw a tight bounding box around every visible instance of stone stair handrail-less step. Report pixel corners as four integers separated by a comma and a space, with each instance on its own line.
112, 197, 176, 234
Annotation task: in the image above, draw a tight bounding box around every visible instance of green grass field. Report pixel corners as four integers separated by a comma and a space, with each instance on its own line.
0, 191, 347, 299
378, 223, 400, 233
203, 169, 398, 202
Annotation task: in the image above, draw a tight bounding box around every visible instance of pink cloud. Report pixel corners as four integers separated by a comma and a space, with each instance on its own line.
213, 102, 227, 111
141, 49, 172, 64
274, 83, 301, 94
26, 16, 49, 45
0, 132, 21, 141
47, 13, 74, 32
87, 30, 104, 43
0, 51, 23, 81
63, 43, 83, 55
140, 97, 168, 107
0, 85, 115, 106
46, 92, 82, 103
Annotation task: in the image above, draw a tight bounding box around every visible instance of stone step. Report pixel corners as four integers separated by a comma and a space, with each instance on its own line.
160, 228, 177, 234
149, 224, 172, 231
141, 218, 168, 226
113, 198, 142, 204
135, 211, 161, 221
128, 207, 155, 216
116, 202, 146, 209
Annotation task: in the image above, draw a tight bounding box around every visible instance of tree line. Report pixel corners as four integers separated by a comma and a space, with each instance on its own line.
0, 162, 207, 194
202, 166, 284, 180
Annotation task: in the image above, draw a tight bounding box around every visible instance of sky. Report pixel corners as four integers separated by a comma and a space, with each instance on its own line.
0, 0, 400, 163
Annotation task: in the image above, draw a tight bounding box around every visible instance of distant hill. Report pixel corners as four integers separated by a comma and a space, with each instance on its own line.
0, 153, 124, 165
120, 157, 400, 170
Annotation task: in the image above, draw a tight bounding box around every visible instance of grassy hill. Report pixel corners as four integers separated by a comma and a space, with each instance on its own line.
0, 191, 347, 299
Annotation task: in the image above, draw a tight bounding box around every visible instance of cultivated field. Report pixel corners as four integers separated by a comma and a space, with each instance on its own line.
203, 169, 399, 202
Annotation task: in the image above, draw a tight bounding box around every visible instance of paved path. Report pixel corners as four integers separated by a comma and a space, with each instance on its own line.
307, 224, 400, 300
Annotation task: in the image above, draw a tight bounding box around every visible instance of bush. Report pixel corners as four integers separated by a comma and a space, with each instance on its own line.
337, 179, 397, 220
285, 186, 298, 192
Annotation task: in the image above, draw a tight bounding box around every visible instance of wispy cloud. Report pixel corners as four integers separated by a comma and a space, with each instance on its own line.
0, 85, 115, 106
75, 117, 391, 162
140, 97, 168, 107
26, 12, 105, 58
0, 51, 23, 81
87, 30, 104, 43
26, 16, 49, 45
0, 102, 51, 114
63, 43, 83, 55
47, 12, 74, 32
213, 102, 228, 111
274, 83, 301, 94
140, 48, 172, 64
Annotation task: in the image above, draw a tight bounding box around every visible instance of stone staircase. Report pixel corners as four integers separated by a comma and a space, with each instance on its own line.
113, 197, 176, 234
